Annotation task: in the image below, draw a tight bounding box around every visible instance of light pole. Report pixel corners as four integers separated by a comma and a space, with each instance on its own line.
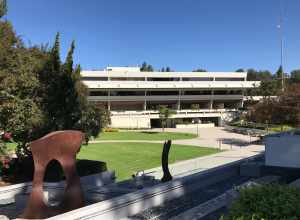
278, 0, 285, 91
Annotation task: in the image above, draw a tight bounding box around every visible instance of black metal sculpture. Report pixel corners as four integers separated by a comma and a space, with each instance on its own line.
161, 140, 173, 182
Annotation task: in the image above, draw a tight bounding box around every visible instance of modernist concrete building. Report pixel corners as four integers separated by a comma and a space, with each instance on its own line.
81, 67, 260, 129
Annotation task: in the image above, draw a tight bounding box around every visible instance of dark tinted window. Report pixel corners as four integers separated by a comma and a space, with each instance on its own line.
89, 91, 108, 96
148, 91, 179, 95
182, 77, 213, 81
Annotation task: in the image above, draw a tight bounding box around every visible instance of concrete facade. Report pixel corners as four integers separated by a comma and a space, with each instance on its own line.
81, 67, 260, 128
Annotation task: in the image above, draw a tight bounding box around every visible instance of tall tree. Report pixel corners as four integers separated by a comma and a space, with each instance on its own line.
158, 105, 175, 132
193, 68, 207, 72
290, 69, 300, 84
140, 62, 154, 72
0, 0, 7, 18
247, 69, 272, 81
161, 66, 172, 72
247, 84, 300, 127
64, 40, 75, 74
259, 80, 278, 97
0, 27, 104, 157
235, 68, 245, 72
51, 33, 61, 72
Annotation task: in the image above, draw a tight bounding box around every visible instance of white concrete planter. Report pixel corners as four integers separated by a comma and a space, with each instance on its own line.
265, 132, 300, 168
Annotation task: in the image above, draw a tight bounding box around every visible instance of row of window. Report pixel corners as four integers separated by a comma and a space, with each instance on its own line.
82, 77, 245, 82
89, 90, 243, 96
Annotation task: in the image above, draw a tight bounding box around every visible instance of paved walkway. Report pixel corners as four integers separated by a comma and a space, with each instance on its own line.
145, 144, 264, 179
91, 127, 263, 151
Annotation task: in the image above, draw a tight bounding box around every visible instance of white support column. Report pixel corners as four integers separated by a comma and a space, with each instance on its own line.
108, 90, 111, 111
210, 90, 214, 109
241, 88, 245, 108
177, 90, 181, 110
240, 100, 244, 108
144, 90, 147, 110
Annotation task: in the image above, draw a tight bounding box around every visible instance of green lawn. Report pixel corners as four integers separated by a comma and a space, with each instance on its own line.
95, 131, 197, 141
268, 125, 294, 133
78, 142, 220, 181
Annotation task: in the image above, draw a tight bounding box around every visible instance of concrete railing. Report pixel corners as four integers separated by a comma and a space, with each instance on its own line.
88, 94, 243, 102
83, 81, 260, 89
110, 109, 237, 116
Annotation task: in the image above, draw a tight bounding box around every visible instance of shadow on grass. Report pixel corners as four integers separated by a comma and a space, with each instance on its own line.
140, 131, 160, 134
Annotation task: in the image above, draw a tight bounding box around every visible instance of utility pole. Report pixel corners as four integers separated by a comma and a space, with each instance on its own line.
278, 0, 285, 91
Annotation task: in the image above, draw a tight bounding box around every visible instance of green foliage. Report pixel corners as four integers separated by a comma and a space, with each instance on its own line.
235, 68, 245, 73
191, 104, 200, 109
259, 80, 278, 97
0, 0, 7, 18
75, 104, 102, 140
0, 10, 106, 157
161, 66, 172, 72
224, 185, 300, 220
193, 68, 207, 72
103, 128, 119, 132
140, 62, 154, 72
290, 69, 300, 84
246, 69, 281, 96
247, 84, 300, 127
247, 69, 272, 81
158, 105, 176, 131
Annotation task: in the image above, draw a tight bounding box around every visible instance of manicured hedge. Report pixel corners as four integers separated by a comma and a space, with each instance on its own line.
11, 157, 107, 182
223, 184, 300, 220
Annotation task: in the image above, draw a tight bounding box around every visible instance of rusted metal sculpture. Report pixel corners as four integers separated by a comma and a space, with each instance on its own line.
20, 130, 85, 219
161, 140, 173, 182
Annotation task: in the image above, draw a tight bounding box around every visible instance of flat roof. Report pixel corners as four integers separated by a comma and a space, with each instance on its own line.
81, 70, 247, 78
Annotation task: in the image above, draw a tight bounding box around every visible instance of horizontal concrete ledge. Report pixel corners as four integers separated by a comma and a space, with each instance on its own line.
176, 123, 215, 129
0, 171, 115, 205
48, 154, 262, 220
145, 151, 263, 180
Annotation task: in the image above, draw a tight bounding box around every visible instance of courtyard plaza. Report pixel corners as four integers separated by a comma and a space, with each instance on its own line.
89, 127, 265, 179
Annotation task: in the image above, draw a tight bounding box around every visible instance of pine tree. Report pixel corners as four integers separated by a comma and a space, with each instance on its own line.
140, 62, 147, 71
51, 33, 61, 73
0, 0, 7, 18
64, 40, 75, 74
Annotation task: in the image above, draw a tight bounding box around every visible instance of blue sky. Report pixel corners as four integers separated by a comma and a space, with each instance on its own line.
5, 0, 300, 73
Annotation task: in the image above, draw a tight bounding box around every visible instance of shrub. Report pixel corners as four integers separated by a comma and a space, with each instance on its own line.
13, 157, 107, 182
103, 128, 119, 132
223, 184, 300, 220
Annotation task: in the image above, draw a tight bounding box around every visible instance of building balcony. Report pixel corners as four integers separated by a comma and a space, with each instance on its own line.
83, 80, 260, 90
88, 94, 243, 102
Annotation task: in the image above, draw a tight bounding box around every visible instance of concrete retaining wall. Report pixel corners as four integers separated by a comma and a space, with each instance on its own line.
111, 115, 151, 129
0, 171, 115, 205
265, 134, 300, 168
48, 154, 262, 220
